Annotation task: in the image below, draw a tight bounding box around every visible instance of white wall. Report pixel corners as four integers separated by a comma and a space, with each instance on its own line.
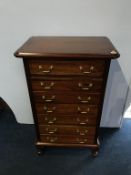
0, 0, 131, 126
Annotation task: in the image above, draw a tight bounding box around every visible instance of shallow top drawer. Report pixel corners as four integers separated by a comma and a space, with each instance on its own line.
28, 60, 106, 77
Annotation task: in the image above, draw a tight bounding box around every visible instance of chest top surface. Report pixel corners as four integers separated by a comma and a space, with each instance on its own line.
14, 36, 120, 59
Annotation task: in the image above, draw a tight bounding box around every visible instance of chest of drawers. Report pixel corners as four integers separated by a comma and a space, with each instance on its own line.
14, 37, 119, 156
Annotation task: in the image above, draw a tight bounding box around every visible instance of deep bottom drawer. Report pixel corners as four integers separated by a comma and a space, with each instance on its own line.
40, 134, 95, 144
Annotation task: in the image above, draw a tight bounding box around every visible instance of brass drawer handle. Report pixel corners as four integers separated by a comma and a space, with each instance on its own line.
48, 121, 55, 124
48, 118, 57, 124
77, 106, 90, 114
46, 136, 58, 143
76, 129, 88, 135
79, 65, 94, 74
78, 83, 93, 91
76, 117, 88, 125
50, 138, 57, 142
46, 127, 58, 134
38, 65, 53, 73
76, 138, 87, 144
78, 96, 91, 103
44, 117, 57, 124
79, 141, 87, 144
43, 106, 56, 113
79, 122, 87, 125
40, 82, 55, 90
42, 95, 56, 102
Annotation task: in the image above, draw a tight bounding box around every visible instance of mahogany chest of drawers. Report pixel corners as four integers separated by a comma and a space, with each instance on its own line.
14, 36, 119, 156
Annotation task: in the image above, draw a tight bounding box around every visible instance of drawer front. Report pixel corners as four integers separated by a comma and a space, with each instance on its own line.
31, 79, 103, 92
35, 104, 98, 115
40, 134, 94, 144
28, 60, 105, 77
38, 125, 96, 136
37, 114, 97, 126
33, 92, 101, 104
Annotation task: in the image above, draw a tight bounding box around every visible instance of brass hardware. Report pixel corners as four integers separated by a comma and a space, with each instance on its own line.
48, 131, 55, 134
77, 106, 90, 114
76, 117, 88, 125
43, 106, 56, 113
48, 117, 57, 124
42, 95, 56, 102
38, 65, 53, 73
76, 129, 88, 133
38, 65, 43, 69
46, 127, 57, 134
48, 130, 57, 134
44, 116, 48, 121
40, 82, 55, 90
78, 121, 87, 125
76, 129, 88, 135
40, 82, 44, 86
78, 82, 93, 90
76, 117, 80, 122
79, 65, 94, 74
78, 96, 91, 103
79, 141, 86, 144
44, 117, 57, 123
46, 136, 57, 143
50, 137, 57, 143
80, 133, 85, 136
110, 50, 117, 54
76, 138, 87, 144
48, 121, 54, 124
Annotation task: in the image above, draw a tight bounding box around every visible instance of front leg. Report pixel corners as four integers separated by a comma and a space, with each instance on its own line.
91, 138, 100, 157
91, 148, 99, 157
37, 147, 44, 155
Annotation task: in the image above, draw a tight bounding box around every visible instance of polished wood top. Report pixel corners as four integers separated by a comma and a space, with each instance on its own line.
14, 36, 120, 59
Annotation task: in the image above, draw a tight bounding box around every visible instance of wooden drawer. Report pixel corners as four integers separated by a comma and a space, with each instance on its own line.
28, 60, 105, 77
31, 79, 103, 92
40, 134, 94, 144
35, 104, 98, 115
37, 114, 97, 126
33, 91, 101, 104
38, 125, 96, 136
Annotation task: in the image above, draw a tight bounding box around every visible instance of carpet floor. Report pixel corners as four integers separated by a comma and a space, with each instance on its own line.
0, 110, 131, 175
